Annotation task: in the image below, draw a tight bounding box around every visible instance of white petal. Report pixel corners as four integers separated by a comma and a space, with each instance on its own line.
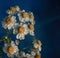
11, 41, 15, 45
13, 29, 17, 34
7, 53, 11, 57
31, 51, 36, 56
21, 34, 25, 40
34, 44, 38, 48
16, 34, 20, 39
7, 25, 12, 30
39, 47, 42, 51
3, 47, 7, 53
22, 10, 25, 12
30, 31, 34, 36
16, 7, 20, 11
17, 13, 20, 16
6, 10, 12, 14
2, 22, 7, 29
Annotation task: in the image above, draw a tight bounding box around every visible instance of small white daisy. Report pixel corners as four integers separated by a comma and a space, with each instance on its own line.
6, 6, 20, 15
3, 41, 19, 58
33, 40, 42, 52
13, 23, 28, 40
18, 10, 29, 23
2, 16, 16, 30
15, 40, 20, 45
28, 12, 34, 24
15, 5, 20, 12
6, 6, 16, 15
28, 24, 35, 36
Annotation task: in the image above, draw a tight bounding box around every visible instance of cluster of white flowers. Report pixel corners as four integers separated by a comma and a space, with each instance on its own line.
2, 5, 35, 40
2, 6, 42, 58
3, 39, 42, 58
18, 40, 42, 58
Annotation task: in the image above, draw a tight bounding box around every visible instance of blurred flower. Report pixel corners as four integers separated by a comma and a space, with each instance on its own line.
29, 12, 34, 24
3, 41, 19, 57
33, 40, 42, 52
18, 10, 29, 23
7, 6, 20, 14
7, 6, 16, 14
15, 40, 20, 45
2, 16, 16, 30
15, 5, 20, 12
28, 24, 34, 36
13, 23, 28, 40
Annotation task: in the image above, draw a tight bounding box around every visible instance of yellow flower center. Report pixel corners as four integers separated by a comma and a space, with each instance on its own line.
28, 24, 34, 30
18, 26, 25, 34
9, 7, 16, 11
21, 12, 27, 18
7, 46, 14, 54
5, 17, 12, 24
36, 40, 42, 46
35, 54, 41, 58
29, 13, 34, 19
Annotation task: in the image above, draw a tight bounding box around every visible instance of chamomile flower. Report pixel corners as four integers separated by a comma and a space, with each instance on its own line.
2, 16, 16, 30
15, 5, 20, 12
18, 10, 29, 23
28, 12, 34, 24
7, 6, 16, 15
15, 40, 20, 45
33, 40, 42, 52
13, 23, 28, 40
7, 6, 20, 15
28, 24, 35, 36
3, 41, 19, 58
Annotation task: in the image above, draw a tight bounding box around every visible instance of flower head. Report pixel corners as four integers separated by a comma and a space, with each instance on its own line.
21, 11, 27, 18
28, 12, 35, 24
28, 24, 34, 36
28, 24, 34, 30
5, 17, 12, 24
3, 41, 19, 57
29, 12, 34, 20
7, 6, 20, 14
15, 5, 20, 11
2, 16, 16, 30
9, 6, 16, 11
13, 23, 28, 40
18, 26, 25, 34
18, 10, 29, 23
33, 40, 42, 52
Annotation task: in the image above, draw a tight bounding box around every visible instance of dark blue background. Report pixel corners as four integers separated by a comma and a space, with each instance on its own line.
0, 0, 60, 58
